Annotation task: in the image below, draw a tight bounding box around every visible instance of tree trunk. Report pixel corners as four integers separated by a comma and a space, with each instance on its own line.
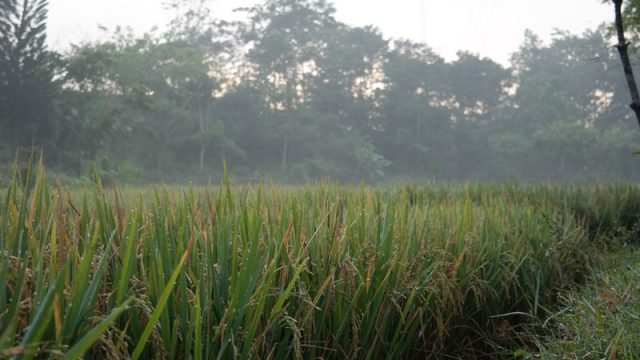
281, 134, 288, 172
199, 112, 206, 172
8, 138, 18, 164
613, 0, 640, 127
157, 133, 166, 177
199, 143, 206, 173
282, 65, 298, 173
156, 147, 164, 176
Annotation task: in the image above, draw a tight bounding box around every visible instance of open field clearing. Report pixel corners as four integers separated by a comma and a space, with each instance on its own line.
2, 162, 640, 359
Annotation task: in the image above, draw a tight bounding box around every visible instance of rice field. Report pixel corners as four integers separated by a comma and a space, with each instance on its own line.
1, 161, 640, 359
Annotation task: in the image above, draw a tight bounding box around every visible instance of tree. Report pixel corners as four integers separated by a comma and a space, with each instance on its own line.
307, 25, 390, 180
164, 0, 236, 173
496, 28, 623, 180
609, 0, 640, 126
240, 0, 338, 172
0, 0, 57, 157
446, 51, 511, 121
60, 2, 237, 181
378, 40, 454, 177
63, 32, 229, 180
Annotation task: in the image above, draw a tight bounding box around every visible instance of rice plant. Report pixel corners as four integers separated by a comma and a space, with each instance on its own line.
1, 161, 638, 358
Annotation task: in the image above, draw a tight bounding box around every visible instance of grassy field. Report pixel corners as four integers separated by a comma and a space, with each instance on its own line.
1, 161, 640, 359
524, 247, 640, 359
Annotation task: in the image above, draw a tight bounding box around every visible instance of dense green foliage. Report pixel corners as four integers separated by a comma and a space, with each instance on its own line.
2, 0, 640, 183
2, 161, 640, 358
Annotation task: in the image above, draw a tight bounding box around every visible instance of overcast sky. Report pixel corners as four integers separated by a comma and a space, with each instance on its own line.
47, 0, 612, 65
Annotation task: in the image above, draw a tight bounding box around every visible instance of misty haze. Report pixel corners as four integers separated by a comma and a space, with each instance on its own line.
2, 0, 640, 358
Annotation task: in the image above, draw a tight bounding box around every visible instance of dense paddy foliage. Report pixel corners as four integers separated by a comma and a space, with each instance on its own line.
2, 163, 640, 359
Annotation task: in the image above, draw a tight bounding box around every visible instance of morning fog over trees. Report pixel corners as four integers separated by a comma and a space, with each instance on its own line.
2, 0, 640, 184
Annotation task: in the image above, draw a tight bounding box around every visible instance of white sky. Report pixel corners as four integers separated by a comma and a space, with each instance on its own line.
47, 0, 612, 66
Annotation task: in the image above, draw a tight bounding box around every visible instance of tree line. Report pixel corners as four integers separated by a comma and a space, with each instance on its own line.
2, 0, 640, 184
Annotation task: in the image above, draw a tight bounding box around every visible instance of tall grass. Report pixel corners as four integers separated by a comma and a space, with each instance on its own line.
1, 162, 638, 358
527, 247, 640, 359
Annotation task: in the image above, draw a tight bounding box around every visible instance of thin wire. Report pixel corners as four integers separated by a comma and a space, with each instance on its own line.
420, 0, 426, 44
477, 0, 503, 54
